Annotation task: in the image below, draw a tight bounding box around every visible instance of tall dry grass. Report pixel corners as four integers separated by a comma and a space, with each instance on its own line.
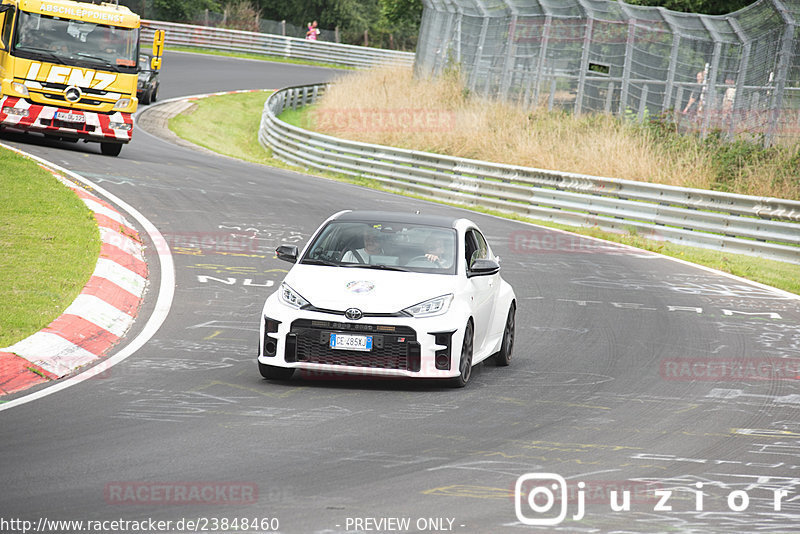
309, 66, 800, 199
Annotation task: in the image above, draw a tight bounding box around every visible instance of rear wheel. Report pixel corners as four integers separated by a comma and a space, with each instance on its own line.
258, 361, 295, 380
449, 321, 473, 388
494, 303, 515, 366
100, 142, 122, 157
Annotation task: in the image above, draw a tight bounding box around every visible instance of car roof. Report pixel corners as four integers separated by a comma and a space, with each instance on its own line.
333, 210, 463, 229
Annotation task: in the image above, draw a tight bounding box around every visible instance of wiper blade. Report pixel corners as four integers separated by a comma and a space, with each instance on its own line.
356, 264, 410, 272
17, 46, 64, 64
76, 53, 120, 71
301, 258, 338, 266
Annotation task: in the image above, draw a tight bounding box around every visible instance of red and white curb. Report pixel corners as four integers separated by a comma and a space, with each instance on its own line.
0, 164, 147, 395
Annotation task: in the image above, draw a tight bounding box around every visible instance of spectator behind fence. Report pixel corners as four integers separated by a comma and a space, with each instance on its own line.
683, 70, 707, 117
306, 20, 319, 41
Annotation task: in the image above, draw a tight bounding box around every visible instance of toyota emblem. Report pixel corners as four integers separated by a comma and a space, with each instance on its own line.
344, 308, 363, 320
65, 86, 82, 103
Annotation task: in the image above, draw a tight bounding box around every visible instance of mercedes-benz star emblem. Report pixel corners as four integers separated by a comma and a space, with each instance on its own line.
65, 86, 82, 103
344, 308, 363, 320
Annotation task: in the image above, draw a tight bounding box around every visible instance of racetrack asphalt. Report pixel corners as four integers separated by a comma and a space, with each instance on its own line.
1, 51, 799, 533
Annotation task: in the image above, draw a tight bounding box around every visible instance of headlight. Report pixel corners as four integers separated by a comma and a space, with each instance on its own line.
108, 121, 132, 131
403, 294, 454, 317
11, 82, 29, 97
2, 106, 28, 117
112, 98, 132, 110
279, 282, 310, 309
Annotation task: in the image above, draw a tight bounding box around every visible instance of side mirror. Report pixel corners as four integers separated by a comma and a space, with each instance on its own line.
276, 245, 298, 263
468, 258, 500, 277
151, 29, 164, 70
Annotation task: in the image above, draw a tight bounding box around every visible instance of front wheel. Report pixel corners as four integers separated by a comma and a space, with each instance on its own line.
494, 303, 515, 366
258, 361, 295, 380
449, 321, 473, 388
100, 142, 122, 157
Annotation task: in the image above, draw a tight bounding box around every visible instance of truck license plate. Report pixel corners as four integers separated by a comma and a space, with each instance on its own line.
56, 112, 85, 123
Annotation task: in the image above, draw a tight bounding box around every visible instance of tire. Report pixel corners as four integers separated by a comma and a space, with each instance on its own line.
100, 142, 122, 157
258, 361, 295, 380
449, 321, 474, 388
140, 89, 151, 105
151, 84, 159, 102
494, 302, 515, 366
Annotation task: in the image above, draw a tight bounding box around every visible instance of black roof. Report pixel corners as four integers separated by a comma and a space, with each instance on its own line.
333, 210, 460, 228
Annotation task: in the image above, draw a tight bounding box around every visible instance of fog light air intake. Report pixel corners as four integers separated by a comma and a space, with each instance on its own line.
263, 316, 281, 357
431, 331, 456, 370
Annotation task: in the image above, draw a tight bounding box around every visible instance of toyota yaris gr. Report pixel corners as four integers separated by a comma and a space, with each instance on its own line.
257, 210, 516, 387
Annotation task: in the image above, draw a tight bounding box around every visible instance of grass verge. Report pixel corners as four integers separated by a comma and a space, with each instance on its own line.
166, 45, 353, 70
166, 91, 800, 296
0, 148, 100, 347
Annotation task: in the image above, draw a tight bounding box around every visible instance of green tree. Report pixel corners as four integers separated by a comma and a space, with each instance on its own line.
152, 0, 220, 22
624, 0, 753, 15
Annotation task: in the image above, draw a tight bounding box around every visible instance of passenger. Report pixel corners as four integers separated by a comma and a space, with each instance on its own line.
342, 227, 383, 263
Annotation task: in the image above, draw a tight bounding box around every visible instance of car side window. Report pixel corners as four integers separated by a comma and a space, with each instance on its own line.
465, 231, 478, 268
465, 229, 489, 269
473, 230, 489, 261
1, 9, 12, 49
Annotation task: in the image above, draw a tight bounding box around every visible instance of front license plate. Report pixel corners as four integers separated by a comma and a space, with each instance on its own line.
55, 111, 85, 123
330, 333, 372, 352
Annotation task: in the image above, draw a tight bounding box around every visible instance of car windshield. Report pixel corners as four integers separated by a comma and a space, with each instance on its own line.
301, 220, 457, 275
13, 11, 138, 73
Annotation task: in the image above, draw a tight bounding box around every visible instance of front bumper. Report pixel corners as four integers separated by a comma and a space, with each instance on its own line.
258, 294, 465, 379
0, 96, 132, 143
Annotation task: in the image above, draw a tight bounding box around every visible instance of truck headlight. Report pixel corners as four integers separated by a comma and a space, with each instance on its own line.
403, 294, 454, 317
108, 121, 132, 131
2, 106, 29, 117
112, 98, 132, 110
11, 82, 29, 97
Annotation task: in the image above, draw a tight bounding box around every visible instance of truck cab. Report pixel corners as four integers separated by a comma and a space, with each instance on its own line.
0, 0, 142, 156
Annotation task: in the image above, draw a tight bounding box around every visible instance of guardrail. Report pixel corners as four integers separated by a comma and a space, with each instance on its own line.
140, 20, 414, 69
259, 84, 800, 265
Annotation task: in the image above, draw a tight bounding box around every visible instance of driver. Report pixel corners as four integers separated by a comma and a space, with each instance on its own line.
342, 226, 383, 263
421, 235, 453, 268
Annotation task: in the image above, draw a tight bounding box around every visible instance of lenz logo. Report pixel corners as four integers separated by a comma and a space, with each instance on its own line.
26, 64, 117, 90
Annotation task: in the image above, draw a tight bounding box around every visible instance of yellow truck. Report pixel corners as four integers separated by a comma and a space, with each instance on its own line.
0, 0, 146, 156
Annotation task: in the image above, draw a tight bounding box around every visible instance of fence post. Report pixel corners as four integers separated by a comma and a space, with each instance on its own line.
281, 20, 286, 36
532, 15, 552, 107
619, 14, 635, 115
728, 18, 750, 139
575, 17, 594, 115
638, 85, 649, 121
605, 81, 615, 113
765, 0, 795, 146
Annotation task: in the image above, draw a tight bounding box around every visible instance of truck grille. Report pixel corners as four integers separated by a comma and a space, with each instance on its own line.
287, 319, 420, 372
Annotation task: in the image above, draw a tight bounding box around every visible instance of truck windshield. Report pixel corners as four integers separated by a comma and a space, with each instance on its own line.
13, 11, 138, 73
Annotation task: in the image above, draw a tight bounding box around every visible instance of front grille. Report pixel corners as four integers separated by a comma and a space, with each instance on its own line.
288, 319, 420, 371
40, 118, 96, 132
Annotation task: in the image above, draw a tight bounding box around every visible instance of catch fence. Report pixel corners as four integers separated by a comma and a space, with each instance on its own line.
415, 0, 800, 145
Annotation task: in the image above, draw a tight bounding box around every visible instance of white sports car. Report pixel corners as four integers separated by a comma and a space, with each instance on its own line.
257, 210, 516, 387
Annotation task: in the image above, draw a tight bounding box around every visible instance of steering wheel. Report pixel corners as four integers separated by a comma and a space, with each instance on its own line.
407, 255, 440, 266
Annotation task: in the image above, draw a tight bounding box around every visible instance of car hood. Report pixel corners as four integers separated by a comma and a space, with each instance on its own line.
285, 264, 457, 313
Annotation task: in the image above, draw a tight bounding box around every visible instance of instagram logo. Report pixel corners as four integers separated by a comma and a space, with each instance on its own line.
515, 473, 569, 525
